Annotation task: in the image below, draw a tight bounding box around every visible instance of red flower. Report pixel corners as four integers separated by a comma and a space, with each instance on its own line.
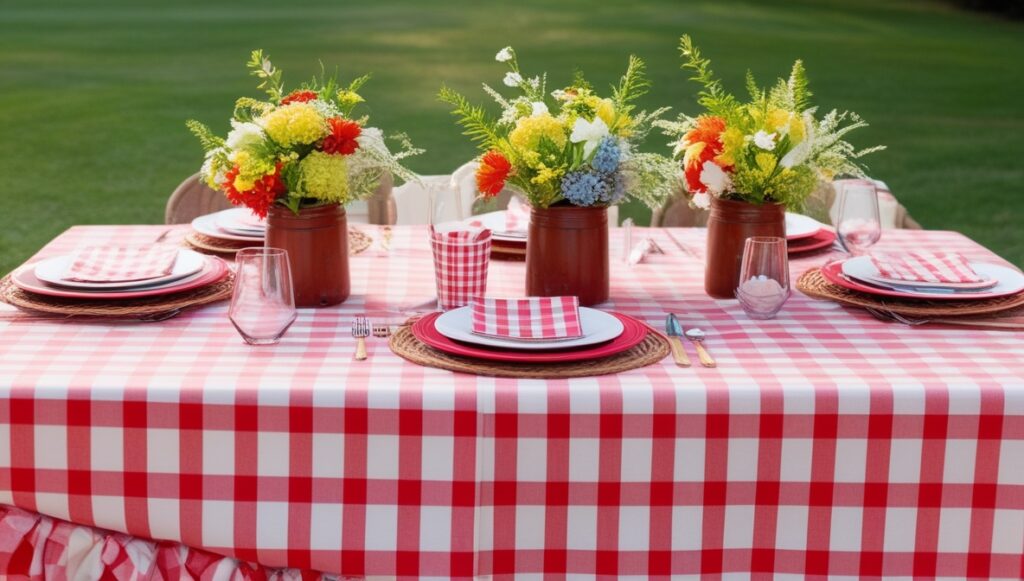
681, 116, 729, 194
475, 150, 512, 197
683, 142, 718, 194
222, 164, 287, 219
321, 118, 362, 155
280, 90, 319, 105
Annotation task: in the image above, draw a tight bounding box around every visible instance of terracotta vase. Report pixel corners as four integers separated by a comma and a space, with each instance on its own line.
265, 203, 349, 308
704, 197, 786, 298
526, 205, 609, 306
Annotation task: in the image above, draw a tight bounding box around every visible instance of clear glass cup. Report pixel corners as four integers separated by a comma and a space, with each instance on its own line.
427, 178, 466, 226
735, 236, 790, 319
835, 181, 881, 255
229, 247, 297, 345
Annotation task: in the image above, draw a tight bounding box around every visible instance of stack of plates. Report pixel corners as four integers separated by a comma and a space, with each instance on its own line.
412, 306, 648, 362
191, 208, 266, 244
786, 213, 836, 255
821, 256, 1024, 301
11, 249, 229, 300
468, 211, 527, 260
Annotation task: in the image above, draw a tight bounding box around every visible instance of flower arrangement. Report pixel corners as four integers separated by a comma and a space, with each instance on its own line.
439, 47, 681, 210
658, 36, 884, 210
187, 50, 421, 218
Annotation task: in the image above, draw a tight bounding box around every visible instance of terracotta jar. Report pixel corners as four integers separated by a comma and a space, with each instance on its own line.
526, 205, 609, 306
704, 197, 785, 298
265, 203, 349, 308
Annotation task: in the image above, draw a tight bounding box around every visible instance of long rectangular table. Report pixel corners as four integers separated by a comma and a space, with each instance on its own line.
1, 225, 1023, 578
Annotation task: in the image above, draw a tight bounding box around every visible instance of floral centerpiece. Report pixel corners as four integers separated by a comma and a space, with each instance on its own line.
439, 47, 680, 305
658, 36, 883, 297
187, 50, 421, 307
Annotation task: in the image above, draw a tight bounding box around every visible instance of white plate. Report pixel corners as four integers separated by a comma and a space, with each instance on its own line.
192, 209, 265, 242
470, 211, 527, 242
34, 249, 207, 290
842, 256, 1024, 299
434, 306, 624, 350
786, 213, 824, 241
216, 208, 266, 236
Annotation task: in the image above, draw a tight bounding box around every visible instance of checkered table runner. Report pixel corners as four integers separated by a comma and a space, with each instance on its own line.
1, 225, 1023, 579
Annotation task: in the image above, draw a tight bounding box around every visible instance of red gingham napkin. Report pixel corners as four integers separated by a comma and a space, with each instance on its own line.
62, 245, 180, 283
430, 226, 492, 310
869, 251, 984, 284
504, 196, 530, 233
470, 296, 583, 341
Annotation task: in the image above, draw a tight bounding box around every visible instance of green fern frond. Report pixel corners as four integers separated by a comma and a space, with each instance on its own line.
185, 119, 224, 152
438, 85, 502, 151
612, 55, 651, 111
247, 49, 284, 103
346, 74, 371, 95
788, 59, 812, 112
678, 35, 739, 119
745, 70, 762, 102
571, 69, 593, 91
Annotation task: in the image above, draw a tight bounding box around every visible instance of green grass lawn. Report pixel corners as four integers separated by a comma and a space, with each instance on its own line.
2, 0, 1022, 274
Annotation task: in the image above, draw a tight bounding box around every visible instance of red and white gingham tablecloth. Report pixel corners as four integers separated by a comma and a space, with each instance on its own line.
1, 225, 1023, 579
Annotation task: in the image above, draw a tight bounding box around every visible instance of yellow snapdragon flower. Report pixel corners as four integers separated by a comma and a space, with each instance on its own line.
716, 127, 744, 167
299, 151, 349, 203
262, 102, 328, 148
509, 114, 567, 156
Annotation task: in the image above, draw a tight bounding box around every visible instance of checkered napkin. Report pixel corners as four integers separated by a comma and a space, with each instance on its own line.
62, 245, 180, 283
504, 196, 530, 233
470, 296, 583, 341
429, 226, 492, 311
869, 251, 984, 284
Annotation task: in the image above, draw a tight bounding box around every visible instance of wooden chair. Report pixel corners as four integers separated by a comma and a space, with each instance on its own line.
165, 172, 397, 225
164, 174, 233, 224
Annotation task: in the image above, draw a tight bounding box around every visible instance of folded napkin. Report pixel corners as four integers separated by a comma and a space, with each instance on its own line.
430, 226, 492, 311
471, 296, 583, 341
63, 245, 180, 283
869, 252, 984, 284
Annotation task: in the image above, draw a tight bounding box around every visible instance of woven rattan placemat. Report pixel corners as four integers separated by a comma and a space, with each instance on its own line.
185, 228, 372, 256
797, 267, 1024, 317
388, 323, 670, 379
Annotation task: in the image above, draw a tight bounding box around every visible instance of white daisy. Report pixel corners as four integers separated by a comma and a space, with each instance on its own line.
224, 120, 264, 150
753, 130, 777, 151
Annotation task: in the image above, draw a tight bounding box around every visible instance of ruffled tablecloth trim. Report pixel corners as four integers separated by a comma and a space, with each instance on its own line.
0, 504, 328, 580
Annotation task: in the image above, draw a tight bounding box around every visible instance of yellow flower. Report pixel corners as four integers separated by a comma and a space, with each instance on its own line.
715, 127, 744, 167
765, 108, 805, 144
595, 98, 616, 127
755, 152, 777, 175
530, 163, 565, 185
337, 89, 364, 109
231, 150, 275, 182
233, 176, 255, 192
298, 151, 349, 203
509, 113, 567, 155
682, 141, 706, 169
262, 102, 328, 148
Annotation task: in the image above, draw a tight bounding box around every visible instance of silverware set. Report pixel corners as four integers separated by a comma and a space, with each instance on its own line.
351, 316, 393, 360
665, 313, 716, 368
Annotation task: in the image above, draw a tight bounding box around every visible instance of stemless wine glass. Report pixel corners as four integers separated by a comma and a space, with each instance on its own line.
735, 236, 790, 319
835, 181, 881, 255
229, 247, 297, 345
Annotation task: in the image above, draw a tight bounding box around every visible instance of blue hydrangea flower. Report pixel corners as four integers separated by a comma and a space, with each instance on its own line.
560, 170, 609, 206
591, 137, 621, 175
608, 172, 627, 204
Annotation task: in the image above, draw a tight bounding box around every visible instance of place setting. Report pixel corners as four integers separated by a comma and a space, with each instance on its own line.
186, 207, 374, 256
1, 243, 233, 319
785, 211, 836, 255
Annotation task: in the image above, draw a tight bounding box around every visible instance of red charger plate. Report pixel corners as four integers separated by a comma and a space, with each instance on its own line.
411, 311, 650, 363
819, 260, 1015, 301
788, 229, 836, 255
12, 256, 229, 300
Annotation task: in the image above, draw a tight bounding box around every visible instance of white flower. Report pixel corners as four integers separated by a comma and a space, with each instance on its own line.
692, 192, 712, 210
753, 130, 777, 151
699, 160, 732, 195
780, 113, 815, 168
527, 76, 540, 89
569, 116, 609, 157
503, 72, 523, 87
495, 47, 513, 63
224, 120, 264, 150
355, 126, 386, 152
530, 102, 549, 117
551, 89, 568, 101
672, 138, 688, 158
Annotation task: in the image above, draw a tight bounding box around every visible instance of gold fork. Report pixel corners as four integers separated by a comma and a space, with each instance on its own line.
352, 316, 370, 360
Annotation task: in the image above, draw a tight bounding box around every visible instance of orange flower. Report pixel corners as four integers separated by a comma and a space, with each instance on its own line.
223, 164, 286, 218
280, 90, 319, 105
681, 116, 729, 194
685, 115, 727, 153
321, 118, 362, 155
475, 150, 512, 197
